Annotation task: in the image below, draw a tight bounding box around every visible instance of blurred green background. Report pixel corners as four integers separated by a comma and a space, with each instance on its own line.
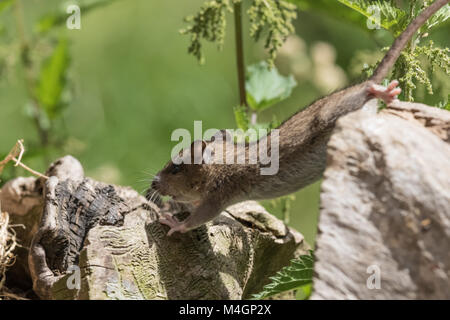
1, 0, 448, 244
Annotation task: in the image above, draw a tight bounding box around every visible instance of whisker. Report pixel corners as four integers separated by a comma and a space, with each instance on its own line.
155, 193, 162, 205
133, 169, 159, 186
139, 187, 148, 196
140, 169, 158, 177
148, 190, 154, 202
150, 190, 157, 203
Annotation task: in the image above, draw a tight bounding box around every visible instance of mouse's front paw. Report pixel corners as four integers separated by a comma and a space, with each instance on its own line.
159, 213, 188, 236
369, 80, 402, 105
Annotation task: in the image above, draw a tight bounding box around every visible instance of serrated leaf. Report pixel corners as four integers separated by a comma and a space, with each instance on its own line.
251, 250, 314, 300
35, 37, 70, 119
246, 61, 297, 111
288, 0, 368, 29
336, 0, 405, 33
287, 0, 401, 33
425, 4, 450, 30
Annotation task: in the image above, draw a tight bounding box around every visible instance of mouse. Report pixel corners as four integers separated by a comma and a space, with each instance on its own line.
150, 0, 449, 236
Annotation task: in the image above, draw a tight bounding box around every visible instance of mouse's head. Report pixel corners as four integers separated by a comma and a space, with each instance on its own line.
151, 140, 211, 204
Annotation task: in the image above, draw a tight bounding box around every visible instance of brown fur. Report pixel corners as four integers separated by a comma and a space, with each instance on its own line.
151, 0, 448, 234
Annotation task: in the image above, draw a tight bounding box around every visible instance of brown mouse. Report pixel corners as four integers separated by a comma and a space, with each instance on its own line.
150, 0, 448, 235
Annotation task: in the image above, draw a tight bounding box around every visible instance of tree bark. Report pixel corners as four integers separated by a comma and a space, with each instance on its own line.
312, 100, 450, 299
1, 156, 309, 300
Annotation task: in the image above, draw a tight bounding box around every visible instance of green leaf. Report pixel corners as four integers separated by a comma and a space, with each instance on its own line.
285, 0, 374, 31
336, 0, 405, 33
36, 0, 119, 33
233, 105, 249, 131
425, 4, 450, 30
287, 0, 406, 34
295, 283, 312, 300
35, 37, 70, 119
288, 0, 367, 26
437, 94, 450, 111
246, 61, 297, 111
232, 115, 279, 143
252, 251, 314, 300
36, 15, 61, 34
0, 0, 14, 13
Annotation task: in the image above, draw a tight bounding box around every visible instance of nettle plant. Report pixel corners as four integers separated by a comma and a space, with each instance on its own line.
336, 0, 449, 104
0, 0, 118, 182
293, 0, 449, 105
182, 0, 449, 300
181, 0, 298, 132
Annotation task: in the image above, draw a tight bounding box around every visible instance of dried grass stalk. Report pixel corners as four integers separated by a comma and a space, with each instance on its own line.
0, 210, 18, 297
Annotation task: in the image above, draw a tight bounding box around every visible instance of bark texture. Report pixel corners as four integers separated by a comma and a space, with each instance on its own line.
312, 100, 450, 299
1, 156, 308, 300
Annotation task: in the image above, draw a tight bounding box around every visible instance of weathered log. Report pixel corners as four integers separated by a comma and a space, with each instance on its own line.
2, 156, 308, 299
312, 100, 450, 299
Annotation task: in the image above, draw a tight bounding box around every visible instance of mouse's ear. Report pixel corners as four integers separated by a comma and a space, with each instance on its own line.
190, 140, 207, 164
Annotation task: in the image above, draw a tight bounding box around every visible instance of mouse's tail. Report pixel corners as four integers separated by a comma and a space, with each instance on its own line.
370, 0, 449, 83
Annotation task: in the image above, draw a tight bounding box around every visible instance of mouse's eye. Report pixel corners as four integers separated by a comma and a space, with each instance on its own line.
170, 164, 182, 175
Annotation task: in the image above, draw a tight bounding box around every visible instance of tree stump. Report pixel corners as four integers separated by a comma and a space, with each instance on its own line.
1, 156, 308, 299
312, 100, 450, 299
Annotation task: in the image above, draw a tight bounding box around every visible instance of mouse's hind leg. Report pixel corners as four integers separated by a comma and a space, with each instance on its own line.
368, 80, 402, 105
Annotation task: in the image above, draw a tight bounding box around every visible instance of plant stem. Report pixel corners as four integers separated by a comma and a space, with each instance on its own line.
234, 1, 248, 109
13, 0, 49, 148
12, 157, 49, 180
251, 112, 257, 125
